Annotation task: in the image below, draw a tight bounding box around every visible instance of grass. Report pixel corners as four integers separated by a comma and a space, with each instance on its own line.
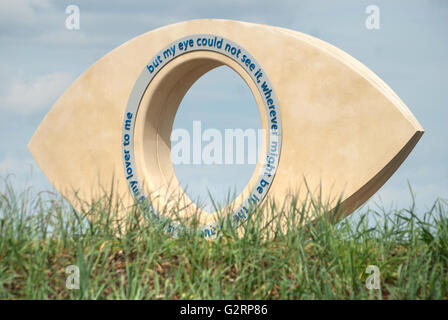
0, 178, 447, 299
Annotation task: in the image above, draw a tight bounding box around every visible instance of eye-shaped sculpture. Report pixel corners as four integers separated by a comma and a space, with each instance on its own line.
28, 19, 423, 235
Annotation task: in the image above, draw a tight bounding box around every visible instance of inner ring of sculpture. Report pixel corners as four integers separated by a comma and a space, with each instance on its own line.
122, 35, 282, 230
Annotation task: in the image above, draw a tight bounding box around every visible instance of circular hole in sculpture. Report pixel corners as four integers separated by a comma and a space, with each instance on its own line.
171, 65, 262, 213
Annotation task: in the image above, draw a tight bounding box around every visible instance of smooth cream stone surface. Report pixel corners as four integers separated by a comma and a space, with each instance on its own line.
28, 19, 423, 225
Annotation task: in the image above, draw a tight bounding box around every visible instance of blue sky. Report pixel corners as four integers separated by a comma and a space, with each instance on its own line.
0, 0, 447, 216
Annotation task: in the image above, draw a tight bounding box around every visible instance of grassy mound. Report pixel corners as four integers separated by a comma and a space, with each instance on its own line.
0, 180, 447, 299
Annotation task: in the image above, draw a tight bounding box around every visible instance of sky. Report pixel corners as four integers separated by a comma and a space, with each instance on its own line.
0, 0, 447, 217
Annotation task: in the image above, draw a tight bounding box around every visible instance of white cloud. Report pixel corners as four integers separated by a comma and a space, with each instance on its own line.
0, 153, 37, 189
0, 152, 54, 193
0, 0, 51, 27
1, 72, 73, 115
0, 153, 35, 175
